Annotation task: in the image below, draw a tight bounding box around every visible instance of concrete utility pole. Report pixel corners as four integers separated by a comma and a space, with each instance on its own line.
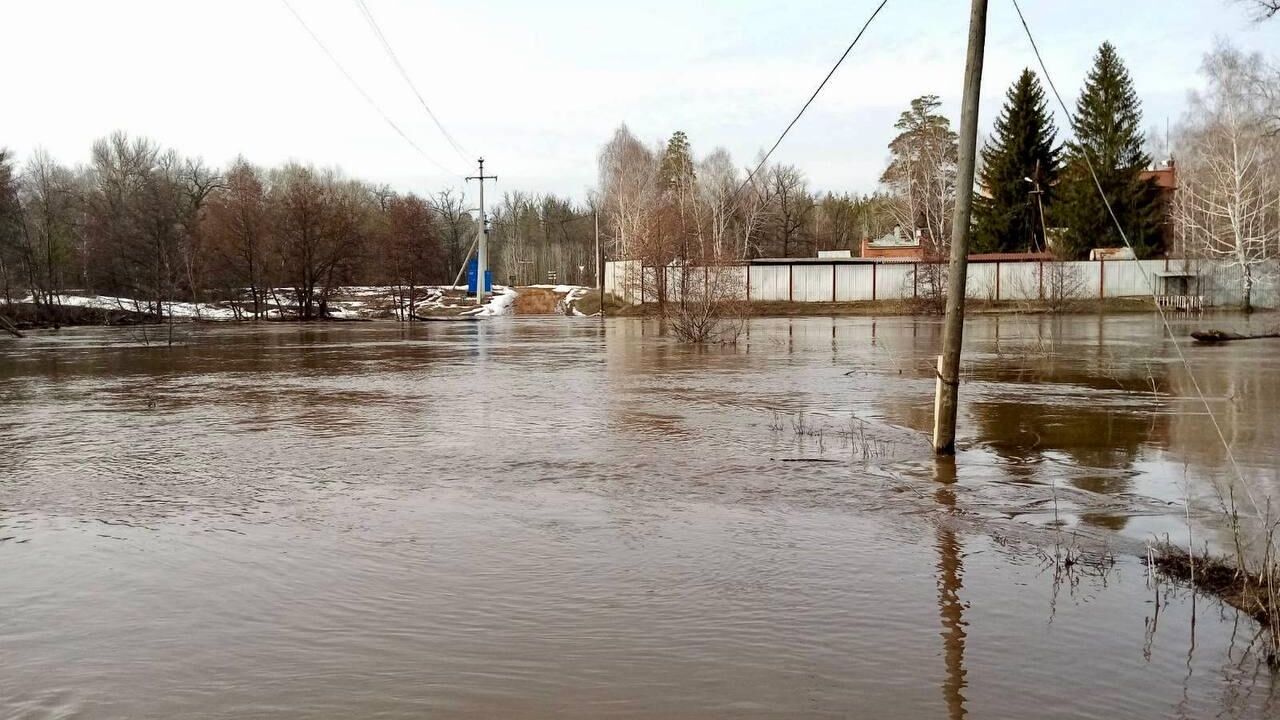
466, 158, 498, 304
594, 208, 601, 290
932, 0, 988, 455
595, 208, 606, 318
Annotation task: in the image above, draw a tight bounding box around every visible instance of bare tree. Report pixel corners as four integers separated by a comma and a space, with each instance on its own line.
762, 164, 814, 258
737, 159, 774, 260
174, 155, 221, 316
0, 148, 22, 310
597, 124, 659, 260
206, 158, 272, 318
1176, 43, 1279, 311
430, 188, 471, 283
15, 149, 79, 322
271, 165, 368, 320
383, 193, 442, 318
1238, 0, 1280, 20
696, 148, 737, 259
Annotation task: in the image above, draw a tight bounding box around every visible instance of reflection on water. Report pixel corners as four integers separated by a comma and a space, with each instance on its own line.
935, 460, 967, 720
1, 315, 1278, 718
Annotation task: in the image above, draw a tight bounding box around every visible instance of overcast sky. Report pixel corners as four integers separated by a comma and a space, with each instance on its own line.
3, 1, 1276, 203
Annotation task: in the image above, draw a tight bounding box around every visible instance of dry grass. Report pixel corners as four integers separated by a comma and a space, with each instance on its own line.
511, 287, 563, 315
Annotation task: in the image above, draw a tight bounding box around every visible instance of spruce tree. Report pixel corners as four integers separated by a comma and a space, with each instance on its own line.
973, 69, 1060, 254
1057, 42, 1164, 258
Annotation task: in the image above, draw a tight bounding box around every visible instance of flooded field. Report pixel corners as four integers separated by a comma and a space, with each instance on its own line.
2, 314, 1279, 719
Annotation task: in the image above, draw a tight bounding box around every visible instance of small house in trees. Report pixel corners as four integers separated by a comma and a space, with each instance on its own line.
1140, 159, 1179, 239
861, 227, 924, 260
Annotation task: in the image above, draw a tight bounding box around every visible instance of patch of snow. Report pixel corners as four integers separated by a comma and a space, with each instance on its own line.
21, 294, 238, 320
471, 286, 519, 317
527, 284, 589, 294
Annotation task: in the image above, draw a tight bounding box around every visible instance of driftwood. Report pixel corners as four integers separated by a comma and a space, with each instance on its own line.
0, 314, 24, 338
1191, 329, 1280, 344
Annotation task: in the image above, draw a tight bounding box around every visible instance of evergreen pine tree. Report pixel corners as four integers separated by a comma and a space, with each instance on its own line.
973, 69, 1060, 254
1057, 42, 1164, 258
658, 131, 695, 192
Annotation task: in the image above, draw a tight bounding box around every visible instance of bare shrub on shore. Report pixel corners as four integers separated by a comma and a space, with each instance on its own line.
657, 263, 748, 343
1041, 259, 1088, 312
1006, 258, 1088, 313
912, 260, 949, 313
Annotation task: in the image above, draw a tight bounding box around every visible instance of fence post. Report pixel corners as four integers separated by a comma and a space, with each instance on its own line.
789, 264, 794, 302
1099, 259, 1105, 299
872, 263, 878, 302
995, 261, 1001, 301
831, 264, 837, 302
1038, 261, 1044, 300
913, 263, 919, 299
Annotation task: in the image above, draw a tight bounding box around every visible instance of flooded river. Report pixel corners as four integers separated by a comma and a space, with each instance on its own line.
2, 314, 1278, 718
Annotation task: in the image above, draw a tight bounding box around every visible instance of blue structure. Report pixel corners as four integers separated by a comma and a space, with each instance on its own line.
466, 259, 493, 293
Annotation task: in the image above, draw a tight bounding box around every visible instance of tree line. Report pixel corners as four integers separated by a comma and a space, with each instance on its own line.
594, 126, 897, 270
597, 37, 1279, 288
3, 36, 1277, 322
0, 133, 488, 321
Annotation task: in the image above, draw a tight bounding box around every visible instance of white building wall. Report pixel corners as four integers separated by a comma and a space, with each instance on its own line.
876, 263, 915, 301
966, 264, 996, 300
836, 264, 872, 301
793, 265, 834, 302
603, 258, 1279, 309
998, 262, 1040, 300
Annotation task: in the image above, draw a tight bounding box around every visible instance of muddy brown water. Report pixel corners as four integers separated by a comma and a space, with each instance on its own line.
2, 314, 1279, 719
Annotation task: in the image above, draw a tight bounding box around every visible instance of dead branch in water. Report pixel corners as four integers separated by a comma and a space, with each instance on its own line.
1191, 329, 1280, 344
0, 313, 24, 337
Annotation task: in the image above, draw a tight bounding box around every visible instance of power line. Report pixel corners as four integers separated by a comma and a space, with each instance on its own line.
1009, 0, 1264, 522
279, 0, 454, 175
353, 0, 471, 164
730, 0, 890, 206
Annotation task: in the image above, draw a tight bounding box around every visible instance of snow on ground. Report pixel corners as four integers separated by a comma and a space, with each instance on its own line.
17, 284, 593, 321
554, 286, 591, 315
528, 284, 589, 294
461, 286, 518, 317
19, 294, 238, 320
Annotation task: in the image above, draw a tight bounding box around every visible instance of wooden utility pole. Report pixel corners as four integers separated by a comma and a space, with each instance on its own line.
932, 0, 988, 454
465, 158, 497, 304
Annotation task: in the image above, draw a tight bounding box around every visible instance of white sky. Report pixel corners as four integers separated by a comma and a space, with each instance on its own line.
2, 0, 1276, 203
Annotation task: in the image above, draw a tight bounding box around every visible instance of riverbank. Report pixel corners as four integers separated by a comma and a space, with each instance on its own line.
7, 290, 1271, 331
2, 285, 596, 329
